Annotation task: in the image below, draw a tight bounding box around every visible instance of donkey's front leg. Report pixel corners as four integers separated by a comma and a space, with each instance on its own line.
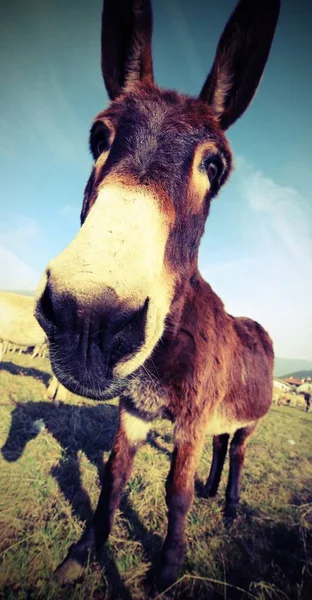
55, 400, 150, 584
159, 428, 205, 589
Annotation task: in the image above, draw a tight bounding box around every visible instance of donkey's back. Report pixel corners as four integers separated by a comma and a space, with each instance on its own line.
0, 292, 46, 348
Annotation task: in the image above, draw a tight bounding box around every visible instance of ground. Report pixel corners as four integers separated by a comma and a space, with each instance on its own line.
0, 354, 311, 600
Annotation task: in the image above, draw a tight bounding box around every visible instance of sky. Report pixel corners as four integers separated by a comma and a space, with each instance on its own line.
0, 0, 311, 361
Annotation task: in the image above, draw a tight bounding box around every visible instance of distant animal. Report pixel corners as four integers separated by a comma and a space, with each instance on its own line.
297, 383, 312, 412
35, 0, 280, 588
0, 292, 46, 349
0, 292, 66, 403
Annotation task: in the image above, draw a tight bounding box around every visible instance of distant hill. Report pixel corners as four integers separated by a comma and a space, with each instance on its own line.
279, 370, 312, 380
274, 357, 312, 378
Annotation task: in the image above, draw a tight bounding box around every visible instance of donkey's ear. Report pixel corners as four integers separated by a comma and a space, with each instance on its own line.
200, 0, 280, 130
101, 0, 154, 100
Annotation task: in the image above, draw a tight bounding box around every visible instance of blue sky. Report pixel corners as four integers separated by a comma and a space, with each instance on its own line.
0, 0, 311, 360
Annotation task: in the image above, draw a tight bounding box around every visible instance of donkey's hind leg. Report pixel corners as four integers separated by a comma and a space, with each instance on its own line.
225, 423, 257, 521
203, 434, 229, 497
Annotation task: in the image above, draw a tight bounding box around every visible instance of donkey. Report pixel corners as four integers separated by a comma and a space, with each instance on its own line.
297, 383, 312, 412
35, 0, 280, 587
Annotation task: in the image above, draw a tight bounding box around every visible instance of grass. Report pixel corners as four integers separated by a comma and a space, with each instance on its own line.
0, 354, 312, 599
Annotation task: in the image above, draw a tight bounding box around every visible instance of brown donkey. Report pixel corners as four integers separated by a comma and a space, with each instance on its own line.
35, 0, 280, 587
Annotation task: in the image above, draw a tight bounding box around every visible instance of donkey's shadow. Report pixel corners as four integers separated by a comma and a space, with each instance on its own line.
1, 398, 164, 597
2, 399, 118, 521
1, 360, 52, 386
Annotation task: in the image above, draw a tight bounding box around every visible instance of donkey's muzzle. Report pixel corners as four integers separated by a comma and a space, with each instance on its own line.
35, 283, 149, 399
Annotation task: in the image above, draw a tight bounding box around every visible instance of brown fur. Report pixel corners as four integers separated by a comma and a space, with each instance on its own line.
34, 0, 280, 588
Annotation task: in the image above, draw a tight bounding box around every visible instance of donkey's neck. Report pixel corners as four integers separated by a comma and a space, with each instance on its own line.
148, 271, 227, 384
166, 269, 226, 339
126, 273, 228, 421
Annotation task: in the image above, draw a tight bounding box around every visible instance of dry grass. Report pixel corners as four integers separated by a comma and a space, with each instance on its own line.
0, 354, 312, 599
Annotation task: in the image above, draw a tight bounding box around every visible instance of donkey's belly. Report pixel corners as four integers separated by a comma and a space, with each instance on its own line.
205, 409, 255, 436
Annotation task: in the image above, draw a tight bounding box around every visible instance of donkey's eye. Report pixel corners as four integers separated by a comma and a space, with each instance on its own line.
96, 139, 109, 156
90, 121, 111, 159
206, 160, 219, 181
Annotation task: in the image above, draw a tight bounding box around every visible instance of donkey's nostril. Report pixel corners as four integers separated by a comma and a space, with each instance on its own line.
111, 297, 149, 334
37, 283, 57, 331
36, 289, 149, 374
109, 298, 149, 365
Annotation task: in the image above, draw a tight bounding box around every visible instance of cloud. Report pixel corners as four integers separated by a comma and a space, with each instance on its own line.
201, 158, 312, 360
0, 245, 40, 291
0, 213, 46, 293
1, 215, 40, 253
237, 156, 312, 263
0, 214, 42, 260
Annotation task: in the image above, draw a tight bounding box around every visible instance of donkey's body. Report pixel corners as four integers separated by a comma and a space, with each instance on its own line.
0, 292, 46, 350
126, 278, 273, 431
35, 0, 279, 588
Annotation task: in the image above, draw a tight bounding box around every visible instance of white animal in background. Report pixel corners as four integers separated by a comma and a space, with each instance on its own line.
0, 292, 66, 402
0, 292, 46, 349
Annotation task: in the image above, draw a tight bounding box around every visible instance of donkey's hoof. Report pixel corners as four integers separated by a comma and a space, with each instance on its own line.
195, 479, 218, 499
224, 504, 238, 529
204, 485, 218, 498
54, 557, 85, 585
157, 565, 180, 595
194, 479, 205, 497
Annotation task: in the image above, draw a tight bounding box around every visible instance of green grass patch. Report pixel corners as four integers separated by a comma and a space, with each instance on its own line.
0, 354, 311, 599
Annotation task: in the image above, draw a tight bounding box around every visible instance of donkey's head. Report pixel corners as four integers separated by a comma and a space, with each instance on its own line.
35, 0, 280, 399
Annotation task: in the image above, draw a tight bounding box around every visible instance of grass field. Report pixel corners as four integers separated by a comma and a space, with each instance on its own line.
0, 354, 312, 600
